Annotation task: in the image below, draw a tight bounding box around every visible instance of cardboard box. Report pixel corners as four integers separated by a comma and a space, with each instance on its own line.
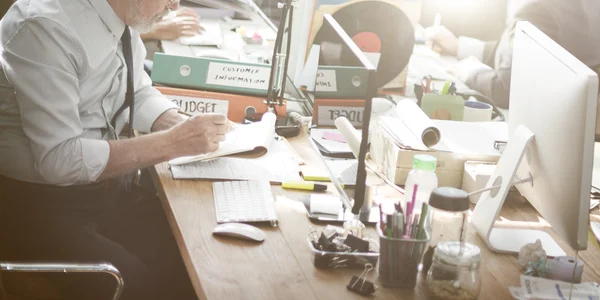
370, 121, 501, 188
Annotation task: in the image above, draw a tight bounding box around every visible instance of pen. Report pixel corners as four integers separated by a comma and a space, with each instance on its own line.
378, 203, 385, 233
416, 203, 429, 240
281, 181, 327, 192
178, 110, 193, 117
433, 13, 442, 27
386, 214, 393, 238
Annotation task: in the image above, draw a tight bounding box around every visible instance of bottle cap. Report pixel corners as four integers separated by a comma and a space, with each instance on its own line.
428, 187, 470, 212
413, 154, 437, 171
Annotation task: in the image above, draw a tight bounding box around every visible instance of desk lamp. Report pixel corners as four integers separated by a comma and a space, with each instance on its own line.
314, 15, 378, 215
264, 0, 296, 117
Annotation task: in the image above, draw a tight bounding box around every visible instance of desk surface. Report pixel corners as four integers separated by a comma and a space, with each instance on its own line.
150, 129, 600, 300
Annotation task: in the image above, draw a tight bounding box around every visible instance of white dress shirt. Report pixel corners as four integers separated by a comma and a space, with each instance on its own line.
0, 0, 178, 185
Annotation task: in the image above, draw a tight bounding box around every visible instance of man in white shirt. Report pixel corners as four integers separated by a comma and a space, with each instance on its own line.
426, 0, 600, 108
0, 0, 231, 299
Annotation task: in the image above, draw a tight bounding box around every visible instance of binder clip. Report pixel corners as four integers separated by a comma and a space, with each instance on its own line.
343, 234, 370, 253
347, 263, 376, 296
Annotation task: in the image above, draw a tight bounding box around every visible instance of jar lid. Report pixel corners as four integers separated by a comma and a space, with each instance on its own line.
434, 241, 481, 267
428, 187, 470, 212
413, 154, 437, 172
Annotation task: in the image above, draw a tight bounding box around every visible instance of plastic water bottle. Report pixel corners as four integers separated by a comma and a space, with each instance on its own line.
403, 154, 438, 217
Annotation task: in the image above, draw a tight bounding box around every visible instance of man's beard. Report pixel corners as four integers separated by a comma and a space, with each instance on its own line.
127, 0, 168, 33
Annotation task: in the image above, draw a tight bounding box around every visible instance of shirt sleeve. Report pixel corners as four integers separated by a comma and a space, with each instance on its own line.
457, 36, 486, 61
130, 33, 178, 133
2, 17, 109, 185
459, 2, 559, 108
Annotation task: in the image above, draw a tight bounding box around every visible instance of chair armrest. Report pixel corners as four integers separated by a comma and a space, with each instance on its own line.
1, 262, 123, 300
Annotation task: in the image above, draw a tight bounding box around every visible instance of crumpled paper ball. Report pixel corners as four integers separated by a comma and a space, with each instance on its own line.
518, 239, 549, 277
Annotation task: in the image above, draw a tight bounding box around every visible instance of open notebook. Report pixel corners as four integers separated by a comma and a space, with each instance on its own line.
169, 112, 276, 166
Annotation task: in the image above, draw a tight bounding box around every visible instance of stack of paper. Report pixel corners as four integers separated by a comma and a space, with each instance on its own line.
509, 275, 600, 300
378, 116, 506, 157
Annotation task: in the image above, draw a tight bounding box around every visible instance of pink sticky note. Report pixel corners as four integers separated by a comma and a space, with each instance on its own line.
322, 131, 347, 143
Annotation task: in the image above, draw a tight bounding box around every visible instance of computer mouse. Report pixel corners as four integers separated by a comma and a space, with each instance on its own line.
212, 223, 266, 242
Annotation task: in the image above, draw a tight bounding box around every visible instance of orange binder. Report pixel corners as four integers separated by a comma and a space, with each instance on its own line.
156, 86, 287, 123
312, 98, 365, 128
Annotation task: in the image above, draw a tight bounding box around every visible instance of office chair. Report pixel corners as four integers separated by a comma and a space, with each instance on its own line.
0, 261, 124, 300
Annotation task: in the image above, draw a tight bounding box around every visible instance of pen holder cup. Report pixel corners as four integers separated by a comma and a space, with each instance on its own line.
378, 230, 430, 288
307, 237, 379, 269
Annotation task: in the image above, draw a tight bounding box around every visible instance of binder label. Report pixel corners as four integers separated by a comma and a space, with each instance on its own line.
315, 70, 337, 92
206, 62, 270, 90
166, 95, 229, 116
317, 105, 364, 127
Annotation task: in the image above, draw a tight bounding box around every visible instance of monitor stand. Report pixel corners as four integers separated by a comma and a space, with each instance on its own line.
471, 125, 566, 257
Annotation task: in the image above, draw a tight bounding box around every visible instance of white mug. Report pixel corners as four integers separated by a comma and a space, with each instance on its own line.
463, 101, 493, 122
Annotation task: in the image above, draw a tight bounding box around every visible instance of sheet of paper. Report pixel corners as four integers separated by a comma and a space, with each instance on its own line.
178, 22, 224, 46
431, 120, 507, 156
508, 275, 600, 300
169, 112, 276, 165
171, 153, 301, 183
322, 131, 346, 143
310, 194, 343, 215
325, 159, 358, 186
310, 128, 353, 155
379, 115, 505, 158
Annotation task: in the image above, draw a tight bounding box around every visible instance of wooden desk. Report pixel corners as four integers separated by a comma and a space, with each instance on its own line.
150, 129, 600, 300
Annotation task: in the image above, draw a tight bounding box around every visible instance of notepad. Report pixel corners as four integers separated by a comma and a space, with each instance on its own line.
169, 112, 276, 166
170, 138, 302, 182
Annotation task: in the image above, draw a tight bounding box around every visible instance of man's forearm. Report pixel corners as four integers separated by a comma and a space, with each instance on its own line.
140, 32, 156, 41
97, 109, 184, 180
97, 130, 176, 181
151, 108, 187, 132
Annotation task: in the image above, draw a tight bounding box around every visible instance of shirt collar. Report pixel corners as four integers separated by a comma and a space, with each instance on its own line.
88, 0, 126, 39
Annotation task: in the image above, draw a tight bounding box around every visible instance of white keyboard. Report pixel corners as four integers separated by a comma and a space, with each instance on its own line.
213, 180, 278, 226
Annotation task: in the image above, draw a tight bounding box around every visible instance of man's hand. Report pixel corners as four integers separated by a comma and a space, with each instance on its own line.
424, 25, 459, 56
142, 8, 203, 41
167, 114, 232, 156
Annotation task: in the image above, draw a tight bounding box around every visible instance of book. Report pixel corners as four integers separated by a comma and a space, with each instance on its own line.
169, 112, 276, 166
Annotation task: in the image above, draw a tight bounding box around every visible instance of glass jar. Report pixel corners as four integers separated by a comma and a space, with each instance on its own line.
426, 241, 482, 300
422, 187, 470, 273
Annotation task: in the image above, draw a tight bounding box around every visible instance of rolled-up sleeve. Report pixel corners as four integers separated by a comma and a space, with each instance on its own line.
130, 34, 178, 133
2, 17, 109, 185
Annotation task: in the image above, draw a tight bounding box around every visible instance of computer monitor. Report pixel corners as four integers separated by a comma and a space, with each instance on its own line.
472, 21, 598, 257
307, 14, 378, 220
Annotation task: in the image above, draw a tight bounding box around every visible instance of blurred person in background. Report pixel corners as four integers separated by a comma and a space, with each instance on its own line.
141, 7, 203, 60
426, 0, 600, 108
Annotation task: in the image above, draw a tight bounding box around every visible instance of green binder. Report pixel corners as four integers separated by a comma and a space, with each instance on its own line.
151, 53, 272, 97
314, 66, 369, 99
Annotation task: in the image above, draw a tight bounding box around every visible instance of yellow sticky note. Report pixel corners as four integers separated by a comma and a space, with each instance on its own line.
300, 166, 330, 182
